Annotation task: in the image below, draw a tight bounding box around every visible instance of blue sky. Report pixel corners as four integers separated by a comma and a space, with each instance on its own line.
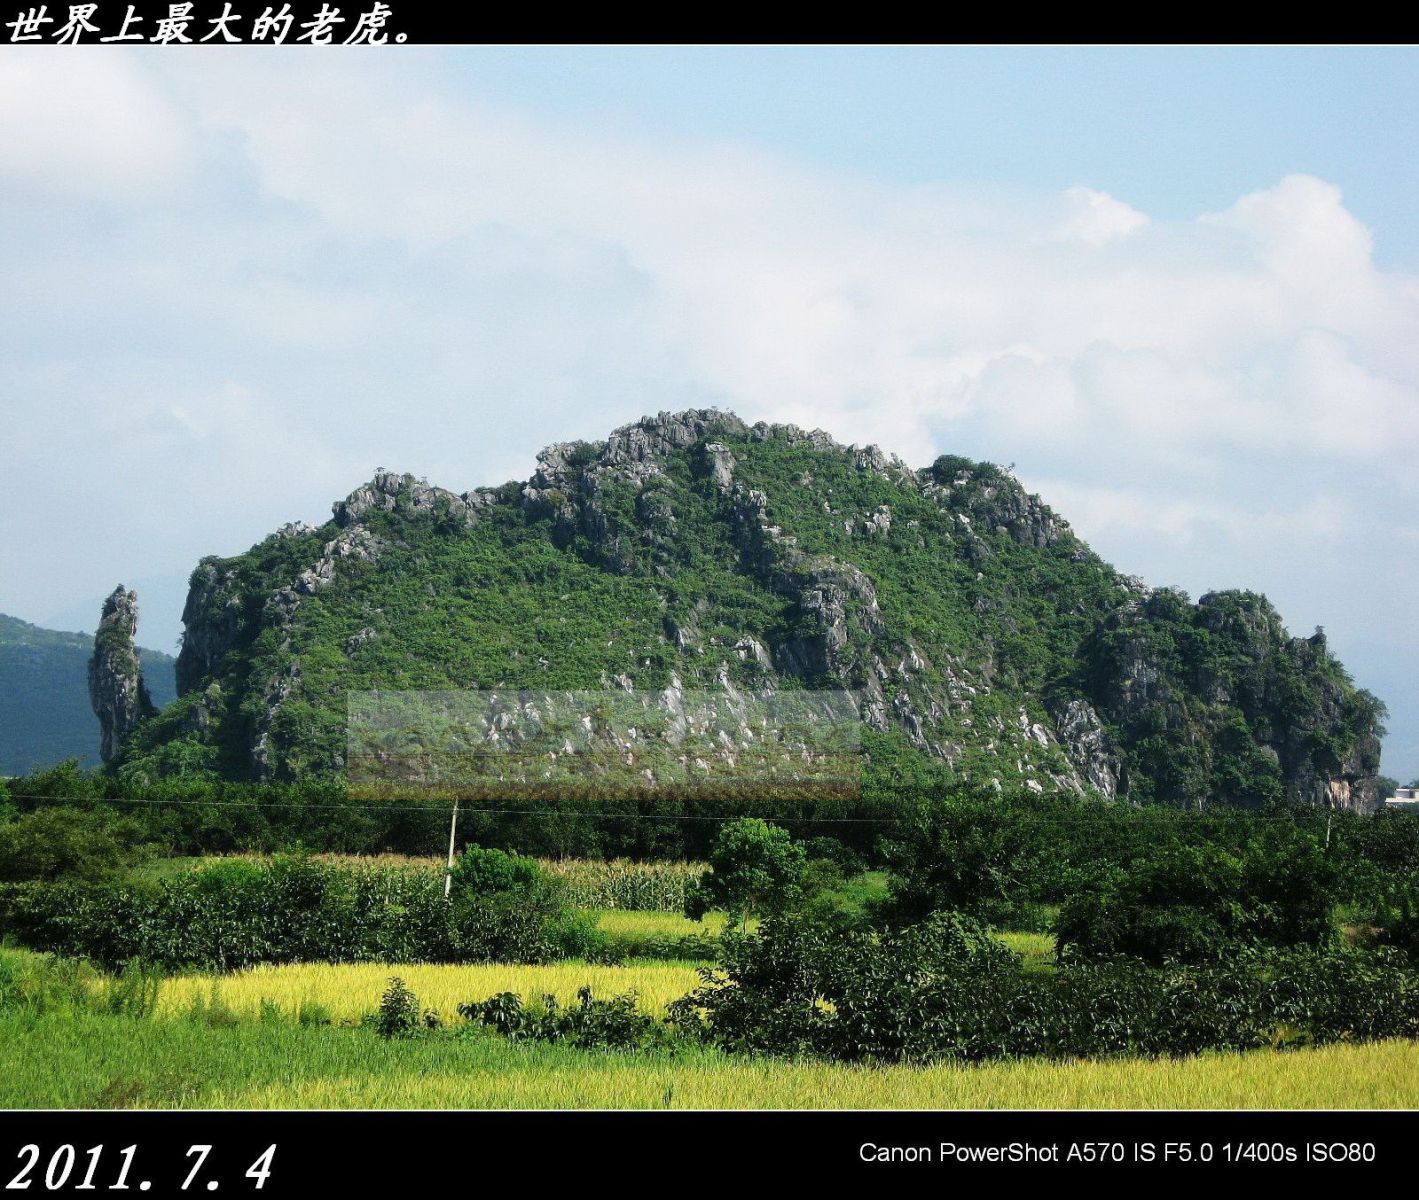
439, 46, 1419, 267
1, 45, 1416, 779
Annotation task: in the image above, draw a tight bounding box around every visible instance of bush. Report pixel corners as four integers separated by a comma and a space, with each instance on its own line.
0, 807, 149, 884
450, 846, 544, 897
0, 855, 596, 972
803, 837, 866, 878
667, 911, 1018, 1060
459, 986, 661, 1051
1367, 882, 1419, 965
370, 977, 425, 1038
877, 793, 1048, 924
585, 929, 720, 965
667, 913, 1419, 1064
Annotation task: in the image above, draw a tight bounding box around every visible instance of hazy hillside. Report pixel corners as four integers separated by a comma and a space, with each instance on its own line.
0, 613, 176, 775
109, 410, 1384, 810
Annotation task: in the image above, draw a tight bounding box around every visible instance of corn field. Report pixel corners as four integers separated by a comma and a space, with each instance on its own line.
536, 858, 705, 911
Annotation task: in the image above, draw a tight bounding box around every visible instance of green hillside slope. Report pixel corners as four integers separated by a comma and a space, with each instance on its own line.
112, 411, 1383, 810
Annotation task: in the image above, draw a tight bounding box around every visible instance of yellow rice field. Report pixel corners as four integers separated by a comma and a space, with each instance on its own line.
156, 960, 707, 1024
220, 1038, 1419, 1110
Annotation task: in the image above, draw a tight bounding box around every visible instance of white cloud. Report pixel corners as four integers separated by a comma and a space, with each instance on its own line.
1025, 478, 1349, 549
1054, 185, 1149, 245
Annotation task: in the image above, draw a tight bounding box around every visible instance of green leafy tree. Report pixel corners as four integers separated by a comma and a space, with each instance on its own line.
879, 788, 1048, 925
685, 818, 807, 930
1055, 836, 1339, 965
449, 844, 544, 898
0, 806, 148, 883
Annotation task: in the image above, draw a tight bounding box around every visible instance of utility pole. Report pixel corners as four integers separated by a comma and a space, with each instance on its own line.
444, 798, 460, 900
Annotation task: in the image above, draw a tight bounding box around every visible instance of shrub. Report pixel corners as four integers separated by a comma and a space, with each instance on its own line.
1371, 882, 1419, 965
0, 856, 595, 972
877, 793, 1047, 924
371, 977, 423, 1039
450, 846, 544, 897
803, 837, 866, 878
1055, 839, 1339, 965
668, 914, 1419, 1064
0, 807, 149, 884
459, 986, 661, 1051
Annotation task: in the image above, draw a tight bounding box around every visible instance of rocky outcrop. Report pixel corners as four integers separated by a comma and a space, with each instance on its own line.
921, 456, 1069, 550
333, 469, 494, 530
176, 560, 245, 694
88, 586, 157, 764
1049, 698, 1120, 800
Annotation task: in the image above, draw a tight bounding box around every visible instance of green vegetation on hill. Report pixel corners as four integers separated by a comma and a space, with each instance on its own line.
0, 613, 175, 774
100, 410, 1382, 813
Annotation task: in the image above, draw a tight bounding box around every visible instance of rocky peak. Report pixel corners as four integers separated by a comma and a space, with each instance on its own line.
88, 585, 157, 764
333, 470, 493, 530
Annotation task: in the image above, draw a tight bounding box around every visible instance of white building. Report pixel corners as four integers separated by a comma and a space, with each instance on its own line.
1385, 786, 1419, 810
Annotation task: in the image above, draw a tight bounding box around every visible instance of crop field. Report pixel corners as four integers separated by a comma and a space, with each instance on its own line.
996, 931, 1056, 971
139, 854, 710, 912
594, 909, 749, 938
4, 804, 1416, 1114
4, 1008, 1416, 1110
156, 959, 707, 1024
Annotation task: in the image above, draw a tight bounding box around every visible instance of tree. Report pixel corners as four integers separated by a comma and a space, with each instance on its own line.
1054, 836, 1338, 965
0, 806, 149, 883
685, 818, 807, 931
878, 788, 1046, 925
449, 844, 544, 898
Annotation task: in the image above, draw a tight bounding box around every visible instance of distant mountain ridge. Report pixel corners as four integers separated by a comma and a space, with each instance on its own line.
0, 612, 176, 774
103, 409, 1385, 811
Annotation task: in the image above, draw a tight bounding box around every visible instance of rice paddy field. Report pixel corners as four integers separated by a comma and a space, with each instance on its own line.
154, 919, 1033, 1024
594, 909, 750, 938
4, 943, 1418, 1109
4, 1008, 1416, 1109
5, 854, 1415, 1111
157, 959, 707, 1024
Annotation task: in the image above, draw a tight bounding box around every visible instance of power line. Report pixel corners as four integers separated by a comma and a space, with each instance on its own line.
4, 790, 1401, 825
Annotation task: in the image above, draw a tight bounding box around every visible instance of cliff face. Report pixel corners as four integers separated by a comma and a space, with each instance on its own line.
88, 586, 157, 764
115, 410, 1386, 811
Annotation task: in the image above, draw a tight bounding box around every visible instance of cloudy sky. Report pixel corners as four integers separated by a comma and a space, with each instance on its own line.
1, 46, 1416, 779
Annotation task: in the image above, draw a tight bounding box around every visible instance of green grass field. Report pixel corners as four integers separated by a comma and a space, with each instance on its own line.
996, 931, 1057, 971
4, 1009, 1415, 1109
